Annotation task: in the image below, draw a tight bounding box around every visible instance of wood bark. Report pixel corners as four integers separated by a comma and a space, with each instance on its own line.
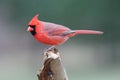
37, 47, 68, 80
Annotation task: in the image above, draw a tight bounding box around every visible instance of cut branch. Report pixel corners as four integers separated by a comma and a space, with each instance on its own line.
37, 47, 68, 80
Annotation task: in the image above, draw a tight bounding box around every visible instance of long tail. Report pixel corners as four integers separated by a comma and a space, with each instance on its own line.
64, 30, 103, 37
75, 30, 103, 35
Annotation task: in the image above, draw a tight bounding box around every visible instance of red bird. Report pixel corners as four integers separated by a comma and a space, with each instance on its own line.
27, 14, 103, 47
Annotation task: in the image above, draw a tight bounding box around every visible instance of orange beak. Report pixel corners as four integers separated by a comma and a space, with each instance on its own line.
27, 27, 33, 32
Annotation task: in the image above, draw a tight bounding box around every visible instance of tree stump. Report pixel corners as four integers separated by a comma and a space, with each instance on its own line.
37, 47, 68, 80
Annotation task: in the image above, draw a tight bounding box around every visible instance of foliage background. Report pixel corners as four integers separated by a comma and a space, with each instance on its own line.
0, 0, 120, 80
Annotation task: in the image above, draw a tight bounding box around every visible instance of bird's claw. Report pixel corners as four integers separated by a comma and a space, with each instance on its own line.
44, 46, 56, 52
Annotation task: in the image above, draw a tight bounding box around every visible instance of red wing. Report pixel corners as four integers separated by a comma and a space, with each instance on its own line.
42, 22, 71, 36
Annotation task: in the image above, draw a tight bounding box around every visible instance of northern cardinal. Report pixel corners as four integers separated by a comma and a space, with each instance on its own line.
27, 14, 103, 47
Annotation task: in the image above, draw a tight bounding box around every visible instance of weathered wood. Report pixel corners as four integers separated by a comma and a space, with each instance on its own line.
37, 47, 68, 80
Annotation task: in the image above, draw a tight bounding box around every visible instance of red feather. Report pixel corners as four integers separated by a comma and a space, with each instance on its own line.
27, 14, 103, 46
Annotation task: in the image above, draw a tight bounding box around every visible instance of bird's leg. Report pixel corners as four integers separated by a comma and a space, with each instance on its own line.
43, 46, 56, 52
47, 46, 56, 51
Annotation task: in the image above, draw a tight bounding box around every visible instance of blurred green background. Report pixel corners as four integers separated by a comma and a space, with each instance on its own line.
0, 0, 120, 80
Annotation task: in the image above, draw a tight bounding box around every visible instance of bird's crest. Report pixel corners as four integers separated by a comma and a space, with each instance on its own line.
28, 14, 39, 26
